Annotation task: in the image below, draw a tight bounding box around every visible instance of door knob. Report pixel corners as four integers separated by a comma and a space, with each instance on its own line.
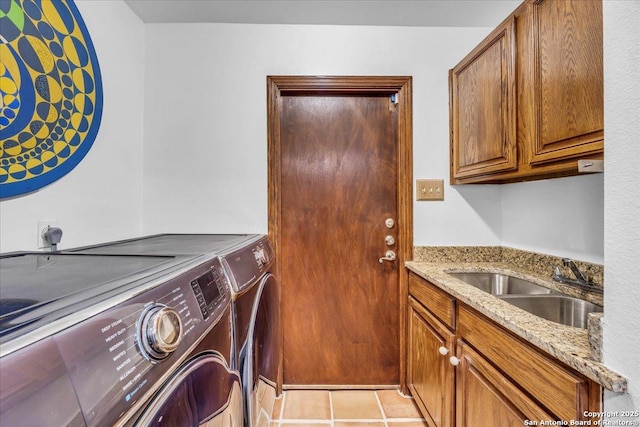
449, 356, 460, 366
384, 235, 395, 246
385, 218, 395, 229
438, 346, 449, 355
378, 250, 396, 263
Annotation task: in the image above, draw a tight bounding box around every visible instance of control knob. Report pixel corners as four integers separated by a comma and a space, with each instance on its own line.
137, 304, 183, 362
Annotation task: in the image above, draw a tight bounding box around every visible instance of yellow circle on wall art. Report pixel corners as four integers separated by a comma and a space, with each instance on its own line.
0, 0, 103, 198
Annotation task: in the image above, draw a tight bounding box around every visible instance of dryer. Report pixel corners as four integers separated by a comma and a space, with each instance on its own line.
217, 236, 280, 426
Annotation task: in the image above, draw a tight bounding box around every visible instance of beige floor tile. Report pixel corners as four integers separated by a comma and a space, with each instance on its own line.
334, 423, 386, 427
278, 424, 331, 427
331, 390, 383, 420
387, 422, 430, 427
273, 394, 284, 420
259, 380, 277, 419
256, 411, 270, 427
281, 390, 332, 420
376, 390, 423, 419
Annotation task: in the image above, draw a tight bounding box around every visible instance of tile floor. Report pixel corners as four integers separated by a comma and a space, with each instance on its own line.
269, 389, 428, 427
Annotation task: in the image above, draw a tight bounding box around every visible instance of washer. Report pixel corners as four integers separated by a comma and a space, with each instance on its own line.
0, 250, 242, 427
68, 234, 281, 426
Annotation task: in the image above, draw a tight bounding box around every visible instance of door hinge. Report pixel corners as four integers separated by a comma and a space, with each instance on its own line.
389, 93, 399, 111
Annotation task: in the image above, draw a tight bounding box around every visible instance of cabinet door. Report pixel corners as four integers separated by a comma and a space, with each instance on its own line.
450, 17, 517, 179
529, 0, 603, 165
455, 341, 554, 427
408, 297, 455, 427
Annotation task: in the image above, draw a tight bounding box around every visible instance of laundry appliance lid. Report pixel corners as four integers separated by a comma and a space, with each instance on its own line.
67, 233, 259, 256
0, 252, 181, 343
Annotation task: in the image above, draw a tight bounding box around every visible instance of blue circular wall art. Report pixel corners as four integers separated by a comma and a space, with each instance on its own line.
0, 0, 103, 198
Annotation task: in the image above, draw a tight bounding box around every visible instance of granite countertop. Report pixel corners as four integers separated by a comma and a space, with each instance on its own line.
405, 260, 627, 393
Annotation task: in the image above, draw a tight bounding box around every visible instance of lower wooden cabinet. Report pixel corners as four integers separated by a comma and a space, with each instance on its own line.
407, 272, 602, 426
456, 341, 553, 426
408, 296, 455, 427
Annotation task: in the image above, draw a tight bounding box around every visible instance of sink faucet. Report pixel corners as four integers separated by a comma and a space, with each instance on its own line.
552, 258, 603, 294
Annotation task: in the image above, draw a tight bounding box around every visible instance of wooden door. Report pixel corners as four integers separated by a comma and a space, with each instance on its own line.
455, 341, 553, 427
268, 76, 413, 387
408, 297, 455, 427
450, 17, 517, 180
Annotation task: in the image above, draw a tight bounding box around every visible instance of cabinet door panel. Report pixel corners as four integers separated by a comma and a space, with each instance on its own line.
458, 304, 590, 421
531, 0, 603, 164
456, 341, 554, 427
450, 17, 517, 179
408, 273, 456, 329
408, 297, 455, 427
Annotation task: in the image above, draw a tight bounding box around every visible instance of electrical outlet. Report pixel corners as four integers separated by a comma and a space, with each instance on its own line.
416, 179, 444, 201
37, 219, 58, 249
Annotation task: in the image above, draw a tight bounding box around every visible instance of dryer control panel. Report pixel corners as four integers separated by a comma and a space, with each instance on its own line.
220, 236, 274, 293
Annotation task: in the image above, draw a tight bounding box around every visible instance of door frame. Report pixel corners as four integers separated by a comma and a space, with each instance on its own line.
267, 76, 413, 391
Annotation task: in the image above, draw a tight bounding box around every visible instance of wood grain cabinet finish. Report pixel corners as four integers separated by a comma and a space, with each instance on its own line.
455, 341, 554, 426
450, 0, 604, 184
528, 0, 604, 165
409, 272, 456, 329
458, 305, 597, 422
407, 272, 602, 425
450, 17, 517, 180
408, 296, 455, 427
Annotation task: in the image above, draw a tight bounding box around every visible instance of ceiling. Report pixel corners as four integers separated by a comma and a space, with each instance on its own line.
123, 0, 521, 27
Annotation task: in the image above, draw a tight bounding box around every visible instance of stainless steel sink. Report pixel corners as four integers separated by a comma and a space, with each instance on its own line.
448, 272, 556, 295
448, 271, 602, 328
498, 295, 603, 329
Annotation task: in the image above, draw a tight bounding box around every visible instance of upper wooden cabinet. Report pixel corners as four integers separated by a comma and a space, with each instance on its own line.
450, 18, 517, 180
528, 0, 604, 165
450, 0, 604, 184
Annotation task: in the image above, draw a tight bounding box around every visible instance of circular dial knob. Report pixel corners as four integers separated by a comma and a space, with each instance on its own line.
137, 304, 183, 362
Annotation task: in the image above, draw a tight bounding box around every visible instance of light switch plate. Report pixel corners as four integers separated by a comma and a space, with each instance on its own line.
416, 179, 444, 201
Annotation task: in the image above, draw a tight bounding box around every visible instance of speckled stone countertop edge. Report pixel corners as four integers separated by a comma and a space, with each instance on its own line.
405, 261, 627, 393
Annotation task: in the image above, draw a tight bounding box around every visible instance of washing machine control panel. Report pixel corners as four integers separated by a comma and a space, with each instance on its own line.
190, 266, 227, 321
54, 256, 232, 427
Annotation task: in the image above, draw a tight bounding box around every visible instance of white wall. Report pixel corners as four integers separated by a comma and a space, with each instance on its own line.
603, 0, 640, 415
1, 12, 605, 263
500, 174, 604, 264
142, 23, 503, 242
0, 0, 145, 252
143, 22, 604, 263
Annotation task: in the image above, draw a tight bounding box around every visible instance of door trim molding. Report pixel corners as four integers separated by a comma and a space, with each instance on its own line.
267, 76, 413, 392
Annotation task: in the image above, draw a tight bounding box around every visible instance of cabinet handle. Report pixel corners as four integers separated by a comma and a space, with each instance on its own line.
449, 356, 460, 366
438, 346, 449, 355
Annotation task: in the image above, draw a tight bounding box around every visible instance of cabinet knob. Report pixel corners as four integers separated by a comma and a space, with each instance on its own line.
438, 346, 449, 355
449, 356, 460, 366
